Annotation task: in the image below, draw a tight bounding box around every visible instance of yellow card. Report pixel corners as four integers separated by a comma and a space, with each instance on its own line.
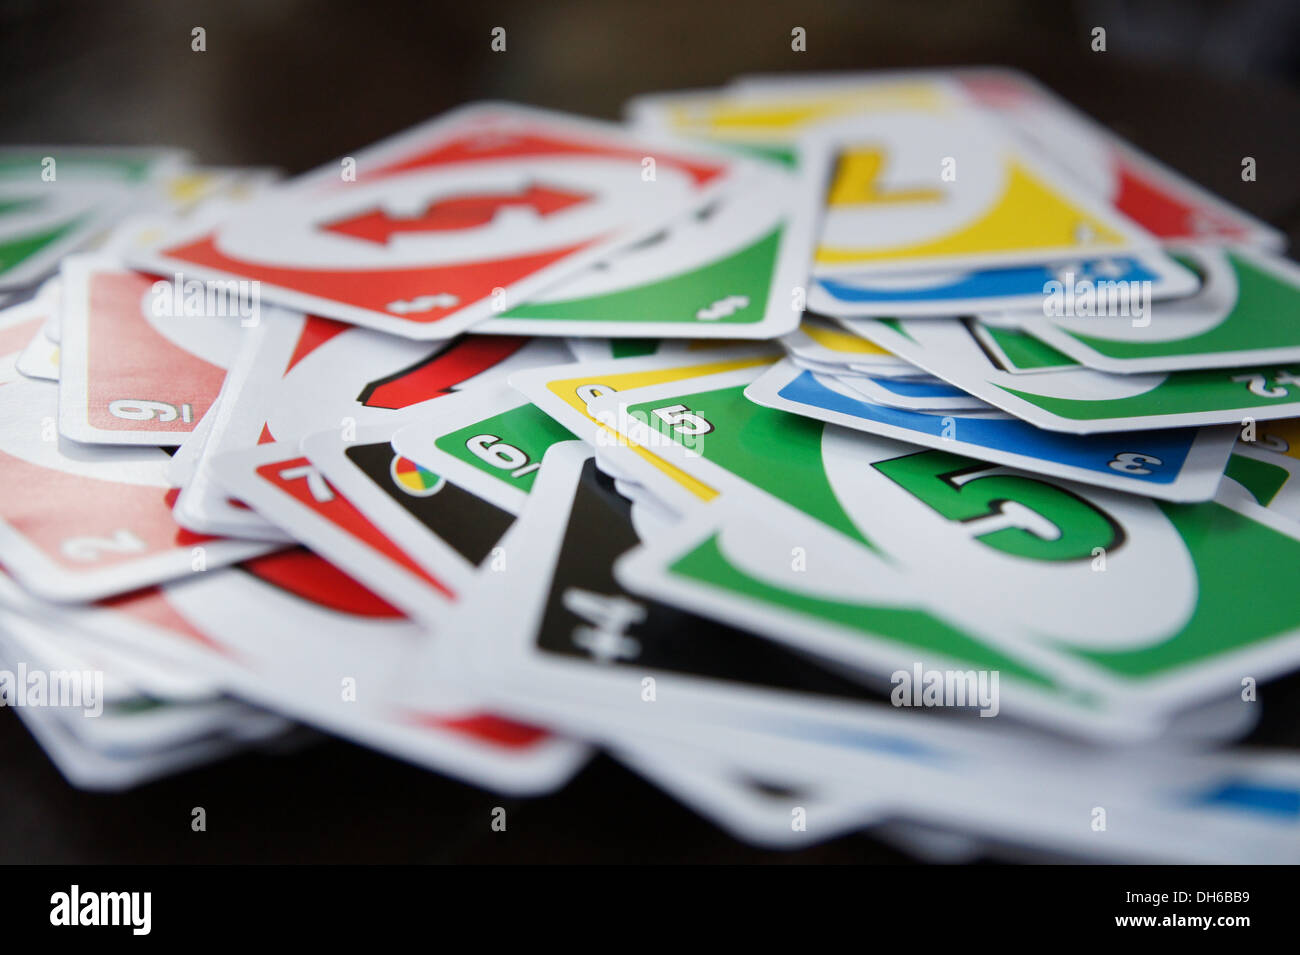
512, 352, 776, 504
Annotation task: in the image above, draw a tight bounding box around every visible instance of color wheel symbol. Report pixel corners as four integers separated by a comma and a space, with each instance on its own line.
390, 455, 444, 497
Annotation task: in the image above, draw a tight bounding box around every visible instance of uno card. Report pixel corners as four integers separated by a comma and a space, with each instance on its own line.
0, 376, 271, 601
171, 321, 294, 541
966, 318, 1079, 374
27, 280, 63, 345
207, 440, 473, 622
296, 407, 537, 612
1219, 444, 1300, 528
745, 359, 1236, 502
58, 256, 245, 446
0, 147, 186, 289
16, 323, 60, 381
0, 606, 170, 712
264, 343, 570, 608
165, 401, 217, 490
629, 78, 1164, 277
732, 67, 1285, 249
0, 610, 281, 755
622, 485, 1300, 746
810, 251, 1200, 318
213, 315, 567, 452
298, 416, 521, 595
292, 384, 575, 615
627, 75, 962, 145
615, 533, 1300, 864
178, 306, 565, 537
0, 294, 53, 383
833, 371, 992, 411
781, 315, 915, 375
1251, 418, 1300, 460
951, 67, 1286, 249
517, 420, 1104, 737
435, 441, 1300, 861
848, 316, 1300, 433
472, 145, 828, 339
0, 688, 262, 791
438, 442, 893, 718
133, 104, 749, 339
383, 356, 765, 532
588, 371, 1300, 732
425, 442, 903, 797
0, 571, 221, 702
233, 335, 569, 589
390, 383, 575, 514
1008, 247, 1300, 373
152, 165, 281, 216
32, 548, 589, 794
809, 102, 1160, 276
506, 349, 777, 514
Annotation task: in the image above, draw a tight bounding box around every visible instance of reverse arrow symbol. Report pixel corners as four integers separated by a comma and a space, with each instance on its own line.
323, 183, 591, 244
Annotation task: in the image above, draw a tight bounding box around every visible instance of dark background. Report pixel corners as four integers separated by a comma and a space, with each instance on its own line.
0, 0, 1297, 862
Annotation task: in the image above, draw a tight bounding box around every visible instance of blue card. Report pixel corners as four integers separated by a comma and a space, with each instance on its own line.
744, 359, 1235, 502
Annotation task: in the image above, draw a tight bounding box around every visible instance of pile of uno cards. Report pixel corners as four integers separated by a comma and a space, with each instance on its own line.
2, 70, 1299, 861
